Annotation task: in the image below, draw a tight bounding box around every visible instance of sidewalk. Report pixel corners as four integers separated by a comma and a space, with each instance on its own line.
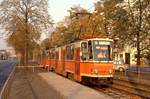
9, 69, 35, 99
9, 68, 53, 99
9, 68, 112, 99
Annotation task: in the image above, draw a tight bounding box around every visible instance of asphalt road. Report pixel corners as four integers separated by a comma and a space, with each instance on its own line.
0, 60, 17, 91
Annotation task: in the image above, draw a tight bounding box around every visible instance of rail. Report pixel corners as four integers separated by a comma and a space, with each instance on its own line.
0, 65, 16, 99
113, 72, 150, 98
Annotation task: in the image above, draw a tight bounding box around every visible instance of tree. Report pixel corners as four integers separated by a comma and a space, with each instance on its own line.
67, 5, 90, 40
41, 38, 51, 50
94, 0, 129, 52
94, 0, 150, 69
0, 0, 52, 65
95, 0, 127, 37
126, 0, 150, 69
49, 5, 91, 47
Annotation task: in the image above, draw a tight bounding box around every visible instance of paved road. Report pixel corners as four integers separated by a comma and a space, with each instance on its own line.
0, 60, 17, 90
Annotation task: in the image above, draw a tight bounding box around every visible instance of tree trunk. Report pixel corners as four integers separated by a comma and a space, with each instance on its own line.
25, 3, 28, 66
136, 0, 142, 73
136, 32, 141, 73
104, 21, 109, 37
21, 51, 25, 65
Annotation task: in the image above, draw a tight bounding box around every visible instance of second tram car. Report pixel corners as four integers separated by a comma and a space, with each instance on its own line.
41, 38, 114, 83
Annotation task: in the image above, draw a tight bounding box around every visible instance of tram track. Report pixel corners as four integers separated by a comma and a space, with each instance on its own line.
93, 85, 133, 99
90, 84, 143, 99
111, 79, 150, 98
113, 71, 150, 98
89, 77, 149, 99
54, 70, 149, 98
83, 71, 149, 99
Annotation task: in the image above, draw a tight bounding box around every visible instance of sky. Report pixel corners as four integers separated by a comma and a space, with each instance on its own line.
0, 39, 8, 49
42, 0, 96, 39
0, 0, 97, 49
0, 27, 9, 49
48, 0, 95, 22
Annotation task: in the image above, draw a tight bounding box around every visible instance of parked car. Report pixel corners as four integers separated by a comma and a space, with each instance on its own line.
113, 60, 128, 72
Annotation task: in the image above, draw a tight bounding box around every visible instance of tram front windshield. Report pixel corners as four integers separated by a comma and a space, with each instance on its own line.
93, 40, 112, 61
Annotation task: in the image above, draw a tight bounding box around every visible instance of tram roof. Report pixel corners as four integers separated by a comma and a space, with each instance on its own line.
49, 38, 113, 50
82, 38, 113, 42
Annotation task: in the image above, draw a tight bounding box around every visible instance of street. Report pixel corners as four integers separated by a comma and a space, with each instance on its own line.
0, 60, 16, 90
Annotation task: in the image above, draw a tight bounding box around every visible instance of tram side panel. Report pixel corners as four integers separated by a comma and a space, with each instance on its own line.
50, 59, 56, 71
42, 50, 50, 68
56, 47, 63, 74
45, 59, 50, 68
65, 45, 76, 77
41, 58, 46, 67
61, 48, 66, 76
74, 47, 81, 81
41, 51, 46, 67
65, 60, 76, 75
49, 49, 56, 71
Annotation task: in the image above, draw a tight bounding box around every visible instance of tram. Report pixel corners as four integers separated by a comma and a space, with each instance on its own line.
41, 38, 114, 83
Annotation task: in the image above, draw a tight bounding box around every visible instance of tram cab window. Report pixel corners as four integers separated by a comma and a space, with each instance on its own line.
81, 42, 88, 60
93, 40, 112, 61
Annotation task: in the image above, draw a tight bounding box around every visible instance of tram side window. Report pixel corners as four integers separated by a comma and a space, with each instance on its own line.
70, 45, 74, 60
42, 51, 46, 58
56, 51, 59, 59
66, 46, 70, 60
81, 42, 88, 60
66, 45, 74, 60
46, 51, 50, 60
50, 50, 56, 59
88, 41, 93, 60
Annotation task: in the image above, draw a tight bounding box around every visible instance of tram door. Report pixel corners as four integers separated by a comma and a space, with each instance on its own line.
75, 47, 81, 81
61, 48, 66, 76
55, 51, 58, 71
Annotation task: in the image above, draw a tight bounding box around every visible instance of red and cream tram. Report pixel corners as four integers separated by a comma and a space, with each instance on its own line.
41, 38, 114, 83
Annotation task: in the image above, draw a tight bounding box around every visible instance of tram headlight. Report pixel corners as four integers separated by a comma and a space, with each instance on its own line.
113, 64, 115, 69
94, 69, 98, 74
109, 69, 112, 74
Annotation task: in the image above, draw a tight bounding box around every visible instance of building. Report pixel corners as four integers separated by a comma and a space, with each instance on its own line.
114, 45, 149, 67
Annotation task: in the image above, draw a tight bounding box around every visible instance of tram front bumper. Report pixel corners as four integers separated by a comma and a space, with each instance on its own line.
80, 73, 113, 78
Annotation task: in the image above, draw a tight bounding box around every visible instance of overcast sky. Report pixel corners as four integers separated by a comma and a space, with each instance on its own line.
48, 0, 95, 22
0, 26, 9, 49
